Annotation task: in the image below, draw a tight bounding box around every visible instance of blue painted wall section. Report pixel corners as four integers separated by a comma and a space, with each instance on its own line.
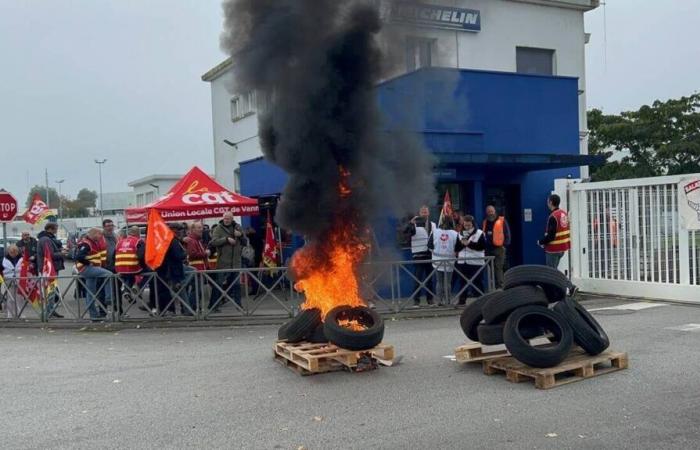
239, 67, 582, 268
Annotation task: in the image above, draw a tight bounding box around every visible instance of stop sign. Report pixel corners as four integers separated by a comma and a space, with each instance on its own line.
0, 190, 19, 222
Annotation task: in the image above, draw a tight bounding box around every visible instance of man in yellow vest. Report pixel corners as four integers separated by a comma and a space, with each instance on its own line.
482, 205, 511, 289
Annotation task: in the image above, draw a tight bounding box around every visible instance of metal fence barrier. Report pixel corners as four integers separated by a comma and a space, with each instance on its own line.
0, 257, 494, 323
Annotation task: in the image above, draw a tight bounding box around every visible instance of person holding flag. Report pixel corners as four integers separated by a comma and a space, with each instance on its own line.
431, 191, 467, 306
36, 222, 67, 318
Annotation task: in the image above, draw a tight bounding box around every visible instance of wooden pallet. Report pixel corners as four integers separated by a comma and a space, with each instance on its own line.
455, 338, 552, 363
482, 348, 628, 389
273, 341, 395, 376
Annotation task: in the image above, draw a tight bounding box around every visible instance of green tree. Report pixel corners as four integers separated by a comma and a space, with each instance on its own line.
587, 93, 700, 181
76, 188, 98, 208
25, 185, 60, 209
61, 197, 89, 218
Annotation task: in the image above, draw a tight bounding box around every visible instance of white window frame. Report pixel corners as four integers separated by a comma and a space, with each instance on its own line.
231, 91, 258, 122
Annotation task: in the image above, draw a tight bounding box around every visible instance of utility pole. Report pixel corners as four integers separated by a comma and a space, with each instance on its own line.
55, 179, 65, 228
45, 168, 50, 207
95, 159, 107, 221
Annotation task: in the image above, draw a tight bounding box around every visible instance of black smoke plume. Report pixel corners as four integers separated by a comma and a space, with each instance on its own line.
221, 0, 434, 244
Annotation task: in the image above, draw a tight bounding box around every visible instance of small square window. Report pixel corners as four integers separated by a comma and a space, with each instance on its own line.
406, 37, 435, 72
516, 47, 555, 76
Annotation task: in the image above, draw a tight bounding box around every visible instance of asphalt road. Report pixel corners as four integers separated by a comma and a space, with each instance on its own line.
2, 298, 700, 449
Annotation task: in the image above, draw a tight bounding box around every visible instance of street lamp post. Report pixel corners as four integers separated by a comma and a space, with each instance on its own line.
95, 159, 107, 221
55, 179, 65, 227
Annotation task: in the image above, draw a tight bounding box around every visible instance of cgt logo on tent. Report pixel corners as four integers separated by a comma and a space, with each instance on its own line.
182, 191, 240, 206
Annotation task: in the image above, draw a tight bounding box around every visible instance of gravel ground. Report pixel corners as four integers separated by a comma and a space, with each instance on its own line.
2, 298, 700, 449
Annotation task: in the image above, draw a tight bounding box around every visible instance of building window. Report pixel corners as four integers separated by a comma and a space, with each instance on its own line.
230, 91, 257, 122
136, 193, 144, 207
144, 191, 154, 205
234, 168, 241, 193
516, 47, 555, 76
406, 37, 435, 72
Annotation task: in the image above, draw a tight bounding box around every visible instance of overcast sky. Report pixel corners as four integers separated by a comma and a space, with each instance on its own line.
1, 0, 698, 204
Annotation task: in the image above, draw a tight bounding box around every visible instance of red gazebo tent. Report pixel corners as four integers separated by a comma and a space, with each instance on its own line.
126, 166, 259, 223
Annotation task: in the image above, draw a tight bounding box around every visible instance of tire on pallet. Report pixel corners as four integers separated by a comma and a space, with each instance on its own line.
503, 305, 573, 368
324, 306, 384, 351
477, 323, 505, 345
482, 285, 549, 324
477, 322, 547, 345
503, 265, 572, 302
278, 308, 322, 343
307, 323, 329, 344
553, 297, 610, 355
459, 293, 495, 341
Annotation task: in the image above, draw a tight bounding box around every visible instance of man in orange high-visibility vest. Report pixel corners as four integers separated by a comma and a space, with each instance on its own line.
482, 205, 511, 289
538, 194, 571, 271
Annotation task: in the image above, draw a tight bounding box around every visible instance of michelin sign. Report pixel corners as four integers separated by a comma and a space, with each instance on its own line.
388, 1, 481, 32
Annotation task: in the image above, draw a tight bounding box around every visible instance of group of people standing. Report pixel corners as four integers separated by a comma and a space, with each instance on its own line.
74, 212, 249, 321
1, 223, 67, 318
404, 194, 570, 307
1, 212, 252, 322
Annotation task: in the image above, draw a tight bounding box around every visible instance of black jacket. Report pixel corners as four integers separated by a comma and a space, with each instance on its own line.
538, 209, 559, 246
16, 237, 38, 266
36, 231, 65, 272
157, 239, 186, 283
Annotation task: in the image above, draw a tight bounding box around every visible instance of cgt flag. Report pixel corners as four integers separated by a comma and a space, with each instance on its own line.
41, 241, 59, 300
438, 190, 453, 227
262, 211, 279, 270
22, 194, 55, 225
145, 209, 174, 270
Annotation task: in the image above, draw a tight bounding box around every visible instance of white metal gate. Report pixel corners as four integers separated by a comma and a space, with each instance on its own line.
565, 174, 700, 303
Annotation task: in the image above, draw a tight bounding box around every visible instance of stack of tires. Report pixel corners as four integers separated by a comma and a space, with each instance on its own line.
277, 305, 385, 351
459, 265, 610, 368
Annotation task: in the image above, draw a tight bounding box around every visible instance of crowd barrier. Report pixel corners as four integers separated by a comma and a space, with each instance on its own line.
0, 257, 494, 323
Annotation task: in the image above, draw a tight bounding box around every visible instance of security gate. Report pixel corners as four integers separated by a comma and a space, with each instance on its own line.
563, 174, 700, 303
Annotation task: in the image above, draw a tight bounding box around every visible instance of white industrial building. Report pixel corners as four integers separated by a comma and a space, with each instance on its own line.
202, 0, 599, 191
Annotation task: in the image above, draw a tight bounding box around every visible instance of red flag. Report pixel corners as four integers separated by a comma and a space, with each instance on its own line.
262, 211, 279, 269
41, 242, 58, 297
18, 249, 41, 312
145, 209, 174, 270
439, 190, 453, 227
22, 194, 54, 224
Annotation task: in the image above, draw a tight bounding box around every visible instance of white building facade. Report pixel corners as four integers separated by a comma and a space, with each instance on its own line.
128, 174, 182, 207
203, 0, 599, 191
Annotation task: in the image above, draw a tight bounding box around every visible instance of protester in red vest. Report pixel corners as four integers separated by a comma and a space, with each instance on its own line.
74, 228, 112, 321
115, 226, 145, 310
538, 194, 571, 271
185, 222, 209, 272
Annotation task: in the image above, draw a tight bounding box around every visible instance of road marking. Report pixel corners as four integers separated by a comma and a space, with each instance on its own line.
443, 355, 456, 361
665, 323, 700, 332
588, 302, 666, 312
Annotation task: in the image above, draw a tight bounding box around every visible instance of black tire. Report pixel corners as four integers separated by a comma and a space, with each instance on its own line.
553, 297, 610, 355
503, 265, 572, 302
459, 293, 493, 341
277, 308, 322, 343
307, 323, 328, 344
477, 323, 505, 345
482, 285, 549, 324
477, 322, 546, 345
504, 305, 573, 368
324, 306, 384, 350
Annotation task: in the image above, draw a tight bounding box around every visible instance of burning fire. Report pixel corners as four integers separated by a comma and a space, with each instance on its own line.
337, 319, 367, 331
291, 167, 369, 319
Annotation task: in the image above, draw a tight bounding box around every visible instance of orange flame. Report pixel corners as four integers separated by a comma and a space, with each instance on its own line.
291, 166, 369, 319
